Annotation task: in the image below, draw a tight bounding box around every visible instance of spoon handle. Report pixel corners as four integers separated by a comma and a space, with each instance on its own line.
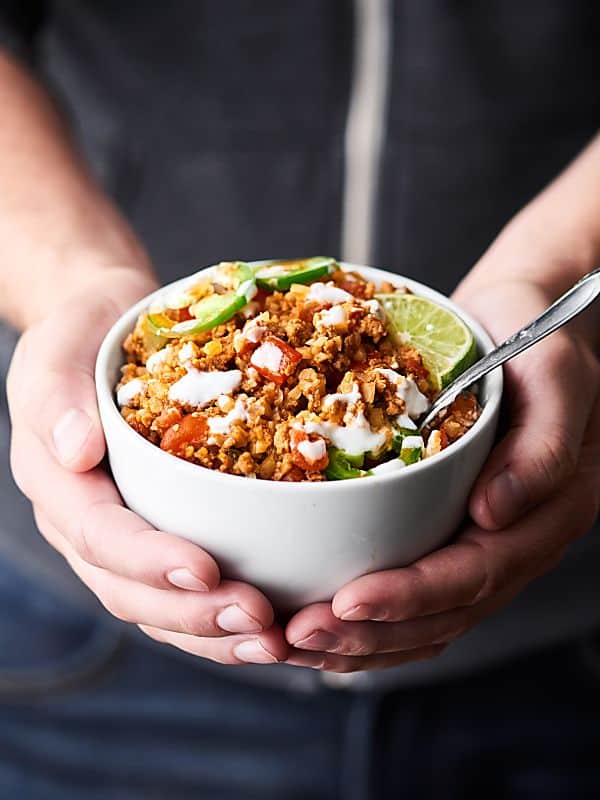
419, 267, 600, 430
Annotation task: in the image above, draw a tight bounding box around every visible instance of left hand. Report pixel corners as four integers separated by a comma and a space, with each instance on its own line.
285, 280, 600, 672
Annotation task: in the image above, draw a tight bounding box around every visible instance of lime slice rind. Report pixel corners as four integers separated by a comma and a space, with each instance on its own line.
255, 257, 337, 291
376, 293, 476, 390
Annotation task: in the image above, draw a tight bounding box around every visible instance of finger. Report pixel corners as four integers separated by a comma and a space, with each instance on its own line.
331, 476, 594, 623
286, 644, 447, 673
17, 427, 219, 590
37, 510, 275, 636
287, 603, 464, 656
289, 552, 565, 657
7, 297, 127, 472
139, 625, 289, 665
33, 501, 220, 591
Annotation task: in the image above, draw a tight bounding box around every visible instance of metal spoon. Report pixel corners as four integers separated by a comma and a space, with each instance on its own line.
417, 267, 600, 431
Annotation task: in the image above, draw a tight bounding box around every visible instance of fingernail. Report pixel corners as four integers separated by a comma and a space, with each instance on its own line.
339, 603, 375, 621
233, 639, 279, 664
217, 605, 263, 634
292, 630, 339, 652
167, 568, 209, 592
52, 408, 93, 465
486, 469, 529, 526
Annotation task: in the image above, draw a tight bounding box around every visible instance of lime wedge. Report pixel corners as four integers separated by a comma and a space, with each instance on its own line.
376, 293, 476, 390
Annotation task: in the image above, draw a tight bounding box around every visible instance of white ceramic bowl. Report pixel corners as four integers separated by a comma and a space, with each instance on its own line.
96, 263, 502, 610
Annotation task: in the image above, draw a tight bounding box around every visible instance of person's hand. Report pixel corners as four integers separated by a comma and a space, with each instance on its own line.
284, 280, 600, 672
7, 267, 289, 666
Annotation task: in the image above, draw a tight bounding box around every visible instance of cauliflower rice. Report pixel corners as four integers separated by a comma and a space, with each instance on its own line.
116, 261, 481, 481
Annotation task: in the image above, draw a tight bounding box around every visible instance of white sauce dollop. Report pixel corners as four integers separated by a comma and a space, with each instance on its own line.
297, 438, 327, 464
323, 383, 362, 410
371, 459, 405, 475
207, 397, 248, 439
303, 410, 387, 456
178, 342, 196, 365
363, 299, 384, 319
306, 283, 352, 305
117, 378, 145, 407
250, 340, 283, 373
146, 347, 171, 375
396, 413, 417, 431
242, 319, 269, 344
376, 368, 430, 417
168, 369, 242, 408
401, 435, 424, 450
315, 305, 347, 331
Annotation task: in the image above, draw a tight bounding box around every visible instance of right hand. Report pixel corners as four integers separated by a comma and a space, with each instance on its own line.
7, 267, 288, 666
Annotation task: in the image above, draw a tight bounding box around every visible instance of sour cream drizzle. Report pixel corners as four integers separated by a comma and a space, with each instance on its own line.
178, 342, 196, 365
168, 369, 242, 408
207, 396, 248, 438
315, 305, 348, 330
303, 410, 387, 456
117, 378, 145, 407
250, 341, 283, 373
375, 368, 429, 417
297, 438, 327, 463
306, 283, 353, 305
401, 435, 424, 450
146, 347, 171, 375
396, 413, 417, 430
323, 383, 362, 409
371, 459, 405, 475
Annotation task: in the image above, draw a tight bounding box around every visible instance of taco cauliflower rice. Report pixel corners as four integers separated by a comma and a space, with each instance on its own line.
116, 259, 481, 481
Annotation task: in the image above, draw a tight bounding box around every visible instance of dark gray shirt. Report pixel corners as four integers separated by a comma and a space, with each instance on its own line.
1, 1, 599, 690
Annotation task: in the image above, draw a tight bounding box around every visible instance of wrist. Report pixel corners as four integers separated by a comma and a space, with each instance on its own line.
19, 261, 159, 331
454, 274, 599, 355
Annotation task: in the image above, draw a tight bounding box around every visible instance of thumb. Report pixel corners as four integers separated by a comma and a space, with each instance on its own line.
455, 280, 597, 531
8, 274, 154, 474
468, 332, 595, 530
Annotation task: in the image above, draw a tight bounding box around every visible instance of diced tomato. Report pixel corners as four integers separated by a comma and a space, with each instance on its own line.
299, 304, 318, 323
160, 414, 208, 456
439, 429, 449, 449
154, 407, 183, 433
250, 336, 302, 384
289, 428, 329, 472
331, 269, 370, 298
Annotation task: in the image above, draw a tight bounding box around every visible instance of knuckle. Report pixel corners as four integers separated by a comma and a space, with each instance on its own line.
340, 636, 376, 658
178, 606, 210, 637
387, 564, 430, 620
461, 537, 498, 605
535, 427, 578, 489
76, 516, 101, 566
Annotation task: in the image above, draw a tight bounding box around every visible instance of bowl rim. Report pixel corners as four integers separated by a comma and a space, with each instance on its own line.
96, 261, 503, 492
